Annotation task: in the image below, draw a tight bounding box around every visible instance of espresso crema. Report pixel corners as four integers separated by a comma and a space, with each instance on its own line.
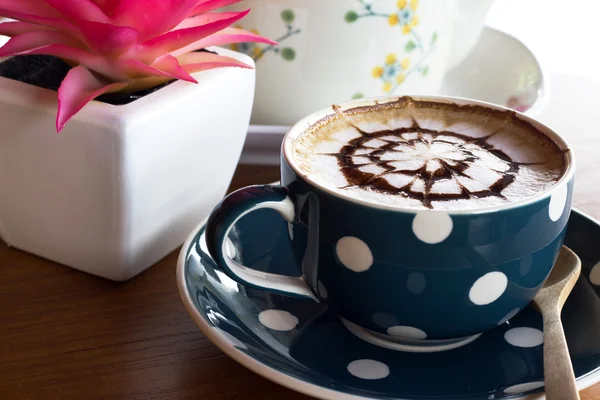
291, 98, 567, 210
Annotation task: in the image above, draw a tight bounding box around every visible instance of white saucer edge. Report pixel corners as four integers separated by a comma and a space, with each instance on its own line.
176, 207, 600, 400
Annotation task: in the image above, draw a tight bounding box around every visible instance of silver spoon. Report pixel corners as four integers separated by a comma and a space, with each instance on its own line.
532, 246, 581, 400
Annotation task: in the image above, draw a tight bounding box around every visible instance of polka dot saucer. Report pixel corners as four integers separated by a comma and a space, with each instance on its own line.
177, 208, 600, 400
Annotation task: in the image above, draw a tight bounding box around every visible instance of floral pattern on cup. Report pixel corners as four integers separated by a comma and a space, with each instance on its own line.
345, 0, 437, 95
231, 9, 300, 62
371, 53, 430, 93
389, 0, 419, 35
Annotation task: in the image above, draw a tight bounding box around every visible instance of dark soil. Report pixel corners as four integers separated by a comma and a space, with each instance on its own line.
0, 55, 172, 105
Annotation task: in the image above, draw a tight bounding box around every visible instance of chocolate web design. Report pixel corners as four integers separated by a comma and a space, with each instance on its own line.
324, 119, 540, 208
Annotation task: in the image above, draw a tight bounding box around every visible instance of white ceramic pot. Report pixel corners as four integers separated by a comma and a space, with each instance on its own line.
0, 48, 255, 281
227, 0, 494, 126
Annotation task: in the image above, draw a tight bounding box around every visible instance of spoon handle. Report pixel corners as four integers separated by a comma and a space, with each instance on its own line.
542, 306, 580, 400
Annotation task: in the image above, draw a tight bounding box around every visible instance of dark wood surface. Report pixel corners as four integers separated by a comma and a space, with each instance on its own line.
1, 160, 599, 400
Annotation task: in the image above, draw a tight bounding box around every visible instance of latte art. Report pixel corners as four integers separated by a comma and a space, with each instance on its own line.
334, 122, 525, 208
291, 97, 567, 211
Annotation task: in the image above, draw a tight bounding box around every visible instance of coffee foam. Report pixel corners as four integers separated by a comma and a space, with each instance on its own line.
290, 97, 567, 211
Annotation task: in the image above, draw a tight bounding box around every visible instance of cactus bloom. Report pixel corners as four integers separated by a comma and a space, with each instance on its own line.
0, 0, 275, 131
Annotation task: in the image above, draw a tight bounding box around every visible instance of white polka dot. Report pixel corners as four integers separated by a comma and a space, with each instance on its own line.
387, 325, 427, 340
288, 222, 294, 240
215, 328, 248, 350
504, 327, 544, 348
407, 272, 426, 294
504, 381, 545, 394
258, 310, 299, 331
336, 237, 373, 272
549, 184, 568, 221
412, 212, 453, 244
373, 312, 399, 328
469, 272, 508, 305
590, 262, 600, 286
317, 281, 328, 299
498, 308, 521, 326
347, 359, 390, 380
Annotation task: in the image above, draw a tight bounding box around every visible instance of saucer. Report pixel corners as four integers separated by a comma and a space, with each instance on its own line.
240, 27, 548, 165
177, 207, 600, 399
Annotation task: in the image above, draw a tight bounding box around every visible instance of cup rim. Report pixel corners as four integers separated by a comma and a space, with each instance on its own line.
282, 95, 576, 215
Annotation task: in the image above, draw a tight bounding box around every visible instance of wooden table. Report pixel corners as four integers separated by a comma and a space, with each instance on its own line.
3, 73, 600, 400
1, 159, 599, 400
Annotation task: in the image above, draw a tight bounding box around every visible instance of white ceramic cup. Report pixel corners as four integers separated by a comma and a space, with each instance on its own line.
227, 0, 495, 126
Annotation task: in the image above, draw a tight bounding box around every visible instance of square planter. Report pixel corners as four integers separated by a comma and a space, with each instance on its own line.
0, 48, 255, 281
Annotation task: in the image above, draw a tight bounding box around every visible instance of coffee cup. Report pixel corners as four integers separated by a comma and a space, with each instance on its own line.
206, 95, 574, 350
225, 0, 495, 126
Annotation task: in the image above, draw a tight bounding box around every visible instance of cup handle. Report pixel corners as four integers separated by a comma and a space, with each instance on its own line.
206, 184, 319, 302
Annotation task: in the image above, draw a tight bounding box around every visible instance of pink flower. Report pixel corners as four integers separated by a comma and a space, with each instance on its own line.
0, 0, 275, 131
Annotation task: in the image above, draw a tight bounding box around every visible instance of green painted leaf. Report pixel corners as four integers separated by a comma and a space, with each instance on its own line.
281, 47, 296, 61
431, 32, 438, 44
352, 93, 364, 100
281, 9, 295, 23
421, 66, 429, 76
345, 10, 359, 23
404, 41, 416, 52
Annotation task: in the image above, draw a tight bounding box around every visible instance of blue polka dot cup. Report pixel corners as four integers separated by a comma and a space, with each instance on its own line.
206, 95, 575, 351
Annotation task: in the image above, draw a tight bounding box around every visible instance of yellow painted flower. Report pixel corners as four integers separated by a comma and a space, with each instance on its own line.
372, 66, 384, 78
251, 28, 260, 35
252, 47, 261, 58
383, 82, 393, 92
396, 73, 406, 84
400, 57, 410, 70
386, 53, 397, 65
390, 0, 418, 34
